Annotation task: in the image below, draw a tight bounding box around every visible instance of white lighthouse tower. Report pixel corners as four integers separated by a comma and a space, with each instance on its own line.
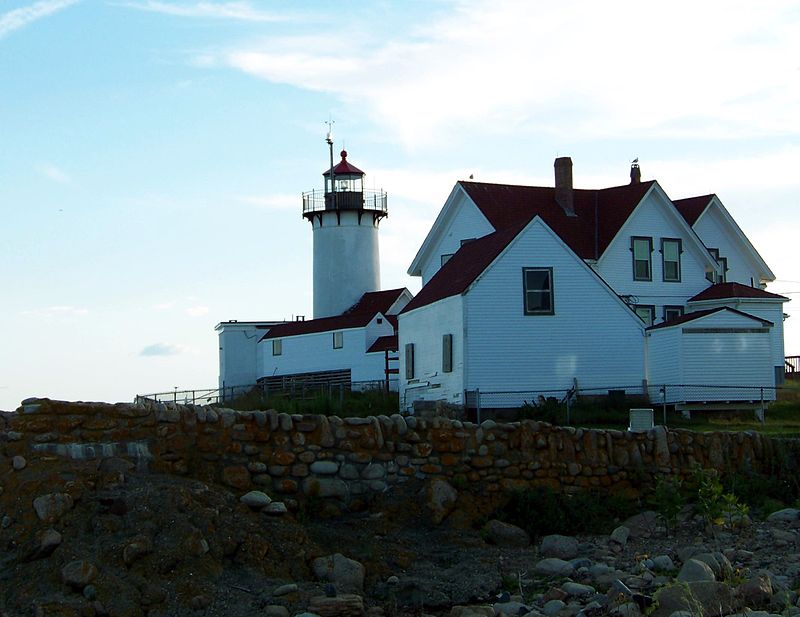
302, 135, 388, 318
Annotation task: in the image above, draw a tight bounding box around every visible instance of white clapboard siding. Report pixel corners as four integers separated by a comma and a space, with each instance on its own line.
646, 327, 683, 386
688, 300, 784, 374
597, 189, 713, 322
217, 323, 275, 390
464, 218, 645, 394
649, 309, 774, 403
419, 192, 494, 285
692, 202, 764, 285
260, 316, 394, 385
398, 295, 464, 410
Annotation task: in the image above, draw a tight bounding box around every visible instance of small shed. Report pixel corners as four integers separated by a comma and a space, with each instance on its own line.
646, 307, 774, 406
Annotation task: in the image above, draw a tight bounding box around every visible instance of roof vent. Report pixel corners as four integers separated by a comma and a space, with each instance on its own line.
630, 158, 641, 184
554, 157, 575, 217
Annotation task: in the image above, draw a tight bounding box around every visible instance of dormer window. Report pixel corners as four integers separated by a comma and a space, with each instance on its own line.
632, 237, 652, 281
661, 238, 681, 282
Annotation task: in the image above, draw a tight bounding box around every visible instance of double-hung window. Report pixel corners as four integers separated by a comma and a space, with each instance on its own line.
661, 238, 681, 282
522, 267, 554, 315
632, 237, 652, 281
272, 339, 282, 356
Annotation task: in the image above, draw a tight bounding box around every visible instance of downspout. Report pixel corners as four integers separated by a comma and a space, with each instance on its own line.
594, 191, 599, 261
462, 294, 469, 407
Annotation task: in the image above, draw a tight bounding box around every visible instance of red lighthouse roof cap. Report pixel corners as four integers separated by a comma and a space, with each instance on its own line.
324, 150, 365, 176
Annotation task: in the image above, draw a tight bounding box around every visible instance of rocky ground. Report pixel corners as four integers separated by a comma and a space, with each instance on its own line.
2, 455, 800, 617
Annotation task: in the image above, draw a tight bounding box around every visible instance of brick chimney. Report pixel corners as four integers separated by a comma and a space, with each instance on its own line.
630, 160, 641, 184
554, 157, 575, 217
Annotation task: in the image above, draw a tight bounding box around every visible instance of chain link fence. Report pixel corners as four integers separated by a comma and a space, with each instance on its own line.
136, 378, 398, 407
445, 383, 789, 425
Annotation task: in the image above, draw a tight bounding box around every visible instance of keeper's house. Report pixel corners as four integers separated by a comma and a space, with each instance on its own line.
398, 158, 788, 411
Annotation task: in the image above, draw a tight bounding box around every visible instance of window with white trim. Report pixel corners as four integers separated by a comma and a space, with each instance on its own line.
632, 237, 652, 281
332, 331, 343, 349
635, 305, 655, 326
442, 334, 453, 373
522, 267, 554, 315
661, 238, 681, 282
272, 339, 282, 356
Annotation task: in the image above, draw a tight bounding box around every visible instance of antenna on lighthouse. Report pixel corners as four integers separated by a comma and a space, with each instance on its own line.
325, 118, 335, 196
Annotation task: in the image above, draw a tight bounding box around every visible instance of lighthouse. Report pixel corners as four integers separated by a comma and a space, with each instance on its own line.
302, 135, 388, 318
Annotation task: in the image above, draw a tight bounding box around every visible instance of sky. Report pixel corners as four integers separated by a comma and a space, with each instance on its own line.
1, 0, 799, 410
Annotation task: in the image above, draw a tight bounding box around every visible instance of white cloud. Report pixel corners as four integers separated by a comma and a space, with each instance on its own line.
39, 163, 71, 184
152, 301, 175, 310
140, 342, 183, 357
212, 0, 800, 148
185, 305, 209, 317
120, 1, 282, 21
0, 0, 79, 40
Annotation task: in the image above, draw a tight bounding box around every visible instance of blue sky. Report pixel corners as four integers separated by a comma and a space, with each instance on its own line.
1, 0, 799, 409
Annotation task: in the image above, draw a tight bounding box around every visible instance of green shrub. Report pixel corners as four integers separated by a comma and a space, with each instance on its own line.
650, 476, 685, 534
494, 487, 638, 538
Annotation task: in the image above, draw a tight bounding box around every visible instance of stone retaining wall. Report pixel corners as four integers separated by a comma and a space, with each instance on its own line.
1, 399, 798, 504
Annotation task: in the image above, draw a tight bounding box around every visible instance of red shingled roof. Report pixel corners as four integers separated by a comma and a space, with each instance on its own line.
402, 225, 525, 313
323, 150, 364, 176
673, 195, 714, 226
689, 282, 788, 302
263, 289, 407, 339
367, 335, 398, 353
647, 306, 773, 331
460, 180, 655, 260
344, 288, 407, 316
403, 180, 656, 313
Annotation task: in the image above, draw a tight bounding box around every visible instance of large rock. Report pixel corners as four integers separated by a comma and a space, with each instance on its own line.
534, 558, 575, 577
450, 606, 494, 617
767, 508, 800, 523
33, 493, 74, 523
622, 511, 660, 538
692, 552, 732, 581
652, 582, 734, 617
610, 525, 630, 546
312, 553, 365, 593
240, 490, 272, 509
426, 479, 458, 524
540, 535, 579, 560
307, 594, 364, 617
482, 520, 529, 547
736, 571, 773, 608
61, 560, 98, 589
676, 558, 715, 583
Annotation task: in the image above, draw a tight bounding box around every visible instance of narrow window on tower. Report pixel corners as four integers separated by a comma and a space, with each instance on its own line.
442, 334, 453, 373
405, 343, 415, 379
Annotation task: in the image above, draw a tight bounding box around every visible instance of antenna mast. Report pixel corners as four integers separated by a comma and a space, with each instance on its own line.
325, 118, 335, 198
